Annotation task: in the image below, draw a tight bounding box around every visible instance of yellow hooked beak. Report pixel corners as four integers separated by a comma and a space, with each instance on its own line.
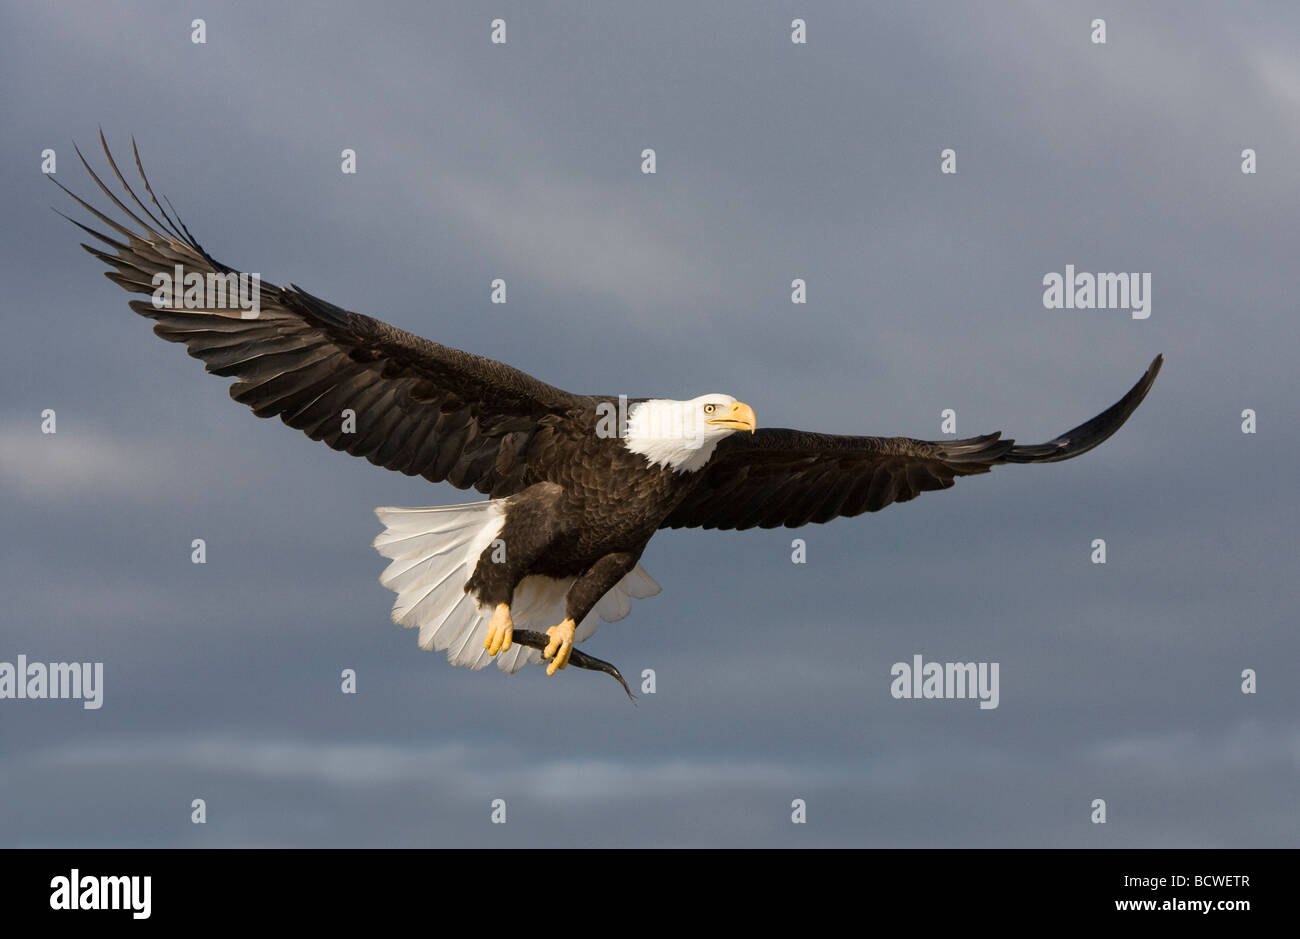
707, 400, 757, 433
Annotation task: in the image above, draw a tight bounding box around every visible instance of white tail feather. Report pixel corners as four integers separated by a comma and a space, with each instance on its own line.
373, 501, 661, 673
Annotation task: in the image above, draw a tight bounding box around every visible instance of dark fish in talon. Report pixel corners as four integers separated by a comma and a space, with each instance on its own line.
509, 630, 635, 700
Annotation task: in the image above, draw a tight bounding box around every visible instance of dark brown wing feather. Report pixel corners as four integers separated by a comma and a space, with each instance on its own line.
56, 132, 590, 497
662, 356, 1162, 530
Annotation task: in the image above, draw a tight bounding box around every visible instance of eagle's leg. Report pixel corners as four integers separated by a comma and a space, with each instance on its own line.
543, 619, 577, 676
543, 550, 641, 677
463, 483, 564, 660
484, 603, 513, 655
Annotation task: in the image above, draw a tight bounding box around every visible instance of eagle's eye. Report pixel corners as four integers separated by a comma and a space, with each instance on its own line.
704, 404, 717, 414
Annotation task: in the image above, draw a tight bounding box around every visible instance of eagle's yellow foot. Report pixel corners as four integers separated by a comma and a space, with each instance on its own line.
543, 618, 577, 676
484, 603, 513, 656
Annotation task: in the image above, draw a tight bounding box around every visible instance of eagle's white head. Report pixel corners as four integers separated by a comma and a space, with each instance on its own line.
624, 394, 757, 473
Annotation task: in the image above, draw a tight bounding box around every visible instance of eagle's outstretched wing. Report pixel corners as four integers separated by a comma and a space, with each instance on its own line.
661, 355, 1162, 531
56, 132, 590, 498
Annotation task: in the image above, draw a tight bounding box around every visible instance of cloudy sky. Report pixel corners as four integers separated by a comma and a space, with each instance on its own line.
2, 1, 1296, 847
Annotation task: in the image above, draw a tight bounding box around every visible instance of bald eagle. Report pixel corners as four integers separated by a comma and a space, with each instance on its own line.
57, 135, 1162, 693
